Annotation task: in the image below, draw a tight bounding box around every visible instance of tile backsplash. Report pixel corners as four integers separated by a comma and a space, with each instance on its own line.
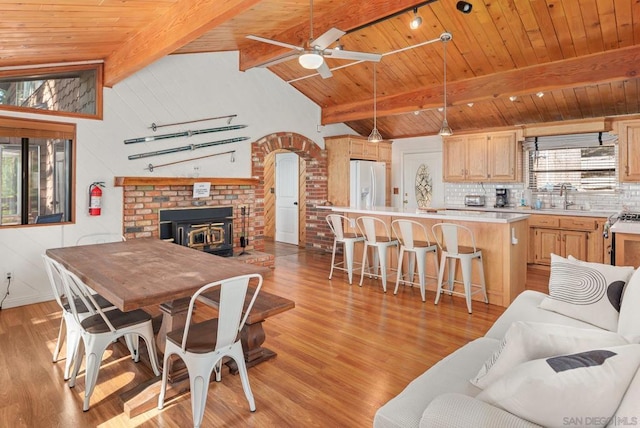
444, 182, 640, 212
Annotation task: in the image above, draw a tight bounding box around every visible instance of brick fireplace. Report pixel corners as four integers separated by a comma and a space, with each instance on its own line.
114, 177, 265, 256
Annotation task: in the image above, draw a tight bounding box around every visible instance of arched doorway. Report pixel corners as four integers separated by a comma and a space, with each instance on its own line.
251, 132, 331, 251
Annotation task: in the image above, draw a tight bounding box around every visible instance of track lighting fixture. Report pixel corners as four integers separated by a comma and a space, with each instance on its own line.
536, 91, 545, 98
410, 8, 423, 29
509, 95, 518, 102
456, 1, 473, 14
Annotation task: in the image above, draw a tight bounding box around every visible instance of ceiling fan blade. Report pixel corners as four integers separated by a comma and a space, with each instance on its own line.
326, 49, 382, 62
310, 27, 345, 50
317, 61, 333, 79
258, 51, 300, 68
246, 34, 303, 51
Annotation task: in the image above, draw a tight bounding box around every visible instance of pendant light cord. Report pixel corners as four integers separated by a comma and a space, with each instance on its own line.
443, 40, 447, 119
373, 63, 377, 128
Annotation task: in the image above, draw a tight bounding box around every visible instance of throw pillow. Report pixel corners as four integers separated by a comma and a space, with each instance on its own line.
477, 344, 640, 428
539, 254, 634, 331
471, 321, 629, 389
618, 267, 640, 343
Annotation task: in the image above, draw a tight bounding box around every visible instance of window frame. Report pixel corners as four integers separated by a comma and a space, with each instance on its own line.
0, 63, 103, 120
0, 116, 76, 227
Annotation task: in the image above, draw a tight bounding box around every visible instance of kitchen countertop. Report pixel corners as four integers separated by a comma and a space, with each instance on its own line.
322, 206, 529, 224
443, 205, 618, 219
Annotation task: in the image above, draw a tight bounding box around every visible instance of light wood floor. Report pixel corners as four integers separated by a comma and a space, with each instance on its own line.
0, 243, 548, 427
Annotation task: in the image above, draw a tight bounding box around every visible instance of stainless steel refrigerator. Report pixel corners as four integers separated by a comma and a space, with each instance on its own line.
349, 160, 386, 208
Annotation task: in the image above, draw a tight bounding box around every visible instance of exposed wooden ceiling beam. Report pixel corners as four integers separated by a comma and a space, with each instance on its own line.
322, 44, 640, 124
239, 0, 428, 71
103, 0, 262, 87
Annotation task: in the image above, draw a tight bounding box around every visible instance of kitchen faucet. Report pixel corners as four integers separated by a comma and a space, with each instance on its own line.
559, 183, 574, 210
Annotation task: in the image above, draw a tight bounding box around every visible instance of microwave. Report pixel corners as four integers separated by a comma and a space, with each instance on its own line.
464, 195, 486, 207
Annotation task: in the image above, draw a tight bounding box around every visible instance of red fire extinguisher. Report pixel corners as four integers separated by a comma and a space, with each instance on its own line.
89, 182, 105, 216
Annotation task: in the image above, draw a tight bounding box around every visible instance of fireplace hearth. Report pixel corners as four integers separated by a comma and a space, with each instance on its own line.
159, 207, 233, 257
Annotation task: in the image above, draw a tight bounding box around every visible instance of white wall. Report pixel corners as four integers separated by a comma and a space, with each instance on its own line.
0, 51, 353, 309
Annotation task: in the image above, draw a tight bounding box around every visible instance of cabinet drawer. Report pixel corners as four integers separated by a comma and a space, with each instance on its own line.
559, 217, 598, 231
528, 215, 559, 228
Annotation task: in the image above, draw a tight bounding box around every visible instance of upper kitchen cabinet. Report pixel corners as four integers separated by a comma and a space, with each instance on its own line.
325, 135, 392, 207
618, 120, 640, 182
443, 131, 520, 183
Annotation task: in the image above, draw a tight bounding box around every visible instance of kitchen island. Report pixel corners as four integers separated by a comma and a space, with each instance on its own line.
322, 206, 530, 308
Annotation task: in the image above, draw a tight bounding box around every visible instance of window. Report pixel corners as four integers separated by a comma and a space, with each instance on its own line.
0, 117, 74, 226
524, 133, 618, 192
0, 64, 102, 119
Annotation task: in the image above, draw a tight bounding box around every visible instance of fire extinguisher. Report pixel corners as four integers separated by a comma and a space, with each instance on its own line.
89, 182, 105, 216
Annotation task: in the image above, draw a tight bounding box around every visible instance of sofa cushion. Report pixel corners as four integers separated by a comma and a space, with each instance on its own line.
477, 344, 640, 428
618, 267, 640, 342
539, 254, 634, 331
610, 362, 640, 426
471, 321, 629, 389
373, 337, 500, 428
485, 290, 601, 340
419, 393, 541, 428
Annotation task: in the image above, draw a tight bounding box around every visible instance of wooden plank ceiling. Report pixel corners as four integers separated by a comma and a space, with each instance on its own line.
1, 0, 639, 139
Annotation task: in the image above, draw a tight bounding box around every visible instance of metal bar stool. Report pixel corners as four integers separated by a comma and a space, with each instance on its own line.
326, 214, 365, 284
432, 223, 488, 313
357, 216, 399, 292
391, 219, 439, 302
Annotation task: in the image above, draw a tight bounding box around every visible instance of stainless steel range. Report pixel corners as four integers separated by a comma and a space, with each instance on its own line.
610, 212, 640, 267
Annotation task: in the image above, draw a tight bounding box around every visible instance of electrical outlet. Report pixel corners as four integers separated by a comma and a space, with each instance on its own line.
6, 272, 12, 280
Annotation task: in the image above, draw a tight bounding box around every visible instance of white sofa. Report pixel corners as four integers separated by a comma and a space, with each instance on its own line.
374, 260, 640, 428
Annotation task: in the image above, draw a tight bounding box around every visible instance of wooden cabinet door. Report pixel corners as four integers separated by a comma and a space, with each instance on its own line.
349, 139, 365, 159
465, 134, 489, 181
562, 230, 588, 260
488, 132, 517, 181
534, 228, 560, 265
443, 136, 467, 181
619, 120, 640, 181
377, 142, 392, 163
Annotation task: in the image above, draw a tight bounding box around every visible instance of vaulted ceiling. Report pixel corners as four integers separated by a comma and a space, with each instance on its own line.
1, 0, 639, 139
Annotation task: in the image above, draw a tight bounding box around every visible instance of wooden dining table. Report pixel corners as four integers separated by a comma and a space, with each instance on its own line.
46, 238, 287, 416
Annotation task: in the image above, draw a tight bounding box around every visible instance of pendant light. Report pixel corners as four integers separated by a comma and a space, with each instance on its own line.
439, 32, 453, 137
368, 63, 382, 143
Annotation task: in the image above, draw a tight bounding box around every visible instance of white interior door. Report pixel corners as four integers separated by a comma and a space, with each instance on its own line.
275, 152, 299, 245
402, 151, 444, 211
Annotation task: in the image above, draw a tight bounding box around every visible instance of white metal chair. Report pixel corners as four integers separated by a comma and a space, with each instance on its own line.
59, 263, 160, 411
326, 214, 365, 284
432, 223, 488, 313
158, 274, 263, 428
391, 219, 439, 302
42, 254, 124, 380
356, 216, 399, 292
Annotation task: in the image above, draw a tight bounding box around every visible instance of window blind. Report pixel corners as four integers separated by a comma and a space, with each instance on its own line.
525, 133, 617, 191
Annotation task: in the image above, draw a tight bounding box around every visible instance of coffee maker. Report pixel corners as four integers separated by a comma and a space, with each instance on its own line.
495, 188, 508, 208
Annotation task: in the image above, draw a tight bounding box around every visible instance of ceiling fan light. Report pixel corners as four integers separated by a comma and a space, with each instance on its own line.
439, 119, 453, 136
299, 52, 324, 69
368, 127, 383, 143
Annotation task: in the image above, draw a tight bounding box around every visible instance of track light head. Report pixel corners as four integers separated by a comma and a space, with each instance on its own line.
456, 1, 473, 14
410, 8, 422, 29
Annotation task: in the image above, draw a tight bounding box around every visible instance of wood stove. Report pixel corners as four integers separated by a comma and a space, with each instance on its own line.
159, 207, 233, 257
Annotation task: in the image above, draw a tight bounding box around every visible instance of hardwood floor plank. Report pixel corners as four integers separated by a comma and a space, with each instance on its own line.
0, 242, 549, 427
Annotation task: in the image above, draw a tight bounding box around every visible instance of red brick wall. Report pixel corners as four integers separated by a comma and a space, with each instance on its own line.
251, 132, 333, 252
122, 183, 263, 253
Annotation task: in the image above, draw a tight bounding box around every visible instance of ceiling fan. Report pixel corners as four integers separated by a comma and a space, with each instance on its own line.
246, 0, 382, 79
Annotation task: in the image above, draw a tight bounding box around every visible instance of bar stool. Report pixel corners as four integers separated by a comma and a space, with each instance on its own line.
391, 219, 439, 302
326, 214, 365, 284
357, 216, 399, 292
432, 223, 488, 313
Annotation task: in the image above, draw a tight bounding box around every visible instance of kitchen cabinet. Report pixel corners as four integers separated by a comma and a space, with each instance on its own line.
617, 120, 640, 182
614, 233, 640, 267
326, 135, 392, 207
443, 131, 520, 182
528, 214, 606, 267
